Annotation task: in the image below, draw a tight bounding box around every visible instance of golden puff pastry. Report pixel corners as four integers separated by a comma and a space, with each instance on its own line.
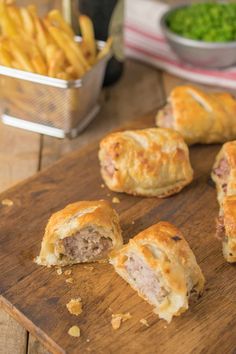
98, 128, 193, 198
216, 196, 236, 263
156, 85, 236, 145
36, 200, 123, 267
110, 222, 205, 323
211, 141, 236, 205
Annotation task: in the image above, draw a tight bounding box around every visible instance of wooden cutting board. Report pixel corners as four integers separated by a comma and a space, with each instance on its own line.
0, 113, 235, 354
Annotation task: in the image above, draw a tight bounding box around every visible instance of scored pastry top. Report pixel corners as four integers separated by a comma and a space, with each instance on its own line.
99, 127, 193, 197
156, 85, 236, 145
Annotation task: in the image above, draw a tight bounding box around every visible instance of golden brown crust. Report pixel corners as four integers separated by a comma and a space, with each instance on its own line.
36, 200, 123, 266
223, 196, 236, 239
220, 196, 236, 263
110, 222, 205, 323
99, 128, 193, 197
211, 141, 236, 205
45, 200, 120, 238
156, 86, 236, 145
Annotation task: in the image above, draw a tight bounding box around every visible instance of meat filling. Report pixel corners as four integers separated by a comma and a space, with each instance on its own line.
213, 158, 229, 178
59, 230, 112, 263
216, 216, 225, 240
213, 158, 230, 193
159, 103, 174, 128
102, 155, 116, 177
124, 253, 169, 304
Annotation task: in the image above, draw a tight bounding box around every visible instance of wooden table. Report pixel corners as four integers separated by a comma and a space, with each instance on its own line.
1, 0, 236, 351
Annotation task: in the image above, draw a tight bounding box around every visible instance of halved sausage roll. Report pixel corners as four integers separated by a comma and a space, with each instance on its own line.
211, 141, 236, 205
98, 128, 193, 197
216, 196, 236, 263
110, 222, 205, 323
156, 86, 236, 145
36, 200, 123, 266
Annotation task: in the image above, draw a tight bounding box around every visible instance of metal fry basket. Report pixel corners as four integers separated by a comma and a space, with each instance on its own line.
0, 40, 110, 139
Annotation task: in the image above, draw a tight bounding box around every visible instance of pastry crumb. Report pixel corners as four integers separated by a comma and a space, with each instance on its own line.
140, 319, 149, 327
111, 316, 122, 330
1, 198, 13, 206
65, 269, 72, 276
84, 265, 94, 271
86, 339, 90, 343
111, 313, 131, 330
68, 325, 80, 337
66, 277, 74, 284
131, 221, 135, 225
164, 325, 168, 329
56, 267, 63, 275
112, 197, 120, 204
107, 193, 111, 197
66, 298, 82, 316
101, 184, 105, 188
97, 259, 108, 264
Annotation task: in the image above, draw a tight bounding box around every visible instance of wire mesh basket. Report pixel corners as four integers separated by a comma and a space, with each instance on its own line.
0, 40, 110, 139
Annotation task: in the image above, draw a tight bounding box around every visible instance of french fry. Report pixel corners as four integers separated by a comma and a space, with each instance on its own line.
20, 7, 35, 37
11, 60, 24, 70
29, 11, 52, 56
69, 39, 90, 70
47, 9, 75, 38
7, 5, 22, 28
56, 71, 71, 80
47, 48, 67, 78
9, 38, 34, 72
46, 43, 68, 77
79, 15, 96, 65
27, 4, 37, 18
45, 43, 57, 65
0, 46, 12, 66
45, 17, 90, 68
46, 25, 86, 77
31, 45, 47, 75
31, 56, 47, 75
97, 36, 113, 61
65, 65, 77, 79
0, 1, 17, 36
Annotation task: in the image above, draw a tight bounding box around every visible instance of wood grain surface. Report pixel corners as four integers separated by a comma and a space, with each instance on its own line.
0, 110, 236, 354
0, 124, 41, 353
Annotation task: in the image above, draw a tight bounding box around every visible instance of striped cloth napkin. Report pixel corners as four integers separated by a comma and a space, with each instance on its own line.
125, 0, 236, 89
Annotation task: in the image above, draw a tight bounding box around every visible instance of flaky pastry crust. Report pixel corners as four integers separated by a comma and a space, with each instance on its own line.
156, 86, 236, 145
110, 222, 205, 323
36, 200, 123, 266
219, 196, 236, 263
99, 128, 193, 197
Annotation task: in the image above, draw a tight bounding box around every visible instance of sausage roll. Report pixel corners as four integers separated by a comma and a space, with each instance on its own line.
110, 222, 205, 323
36, 200, 123, 266
211, 141, 236, 205
216, 196, 236, 263
98, 128, 193, 198
156, 85, 236, 145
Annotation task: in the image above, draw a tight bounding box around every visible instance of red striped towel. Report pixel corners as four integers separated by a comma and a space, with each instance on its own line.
125, 0, 236, 89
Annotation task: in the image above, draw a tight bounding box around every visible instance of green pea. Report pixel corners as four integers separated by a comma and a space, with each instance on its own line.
167, 2, 236, 42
